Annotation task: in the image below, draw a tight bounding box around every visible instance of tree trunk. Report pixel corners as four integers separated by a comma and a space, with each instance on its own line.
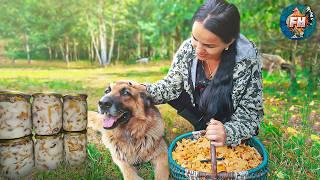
150, 47, 155, 58
172, 37, 175, 58
48, 45, 52, 61
92, 33, 103, 66
312, 43, 319, 86
73, 39, 78, 61
315, 44, 319, 78
175, 26, 181, 43
59, 43, 65, 61
290, 40, 298, 89
166, 35, 170, 58
137, 28, 141, 58
116, 43, 120, 62
108, 15, 115, 64
99, 25, 107, 65
24, 33, 31, 64
65, 36, 70, 66
86, 14, 103, 67
54, 47, 58, 59
11, 58, 15, 64
161, 36, 165, 59
91, 41, 95, 63
98, 0, 107, 65
88, 44, 92, 63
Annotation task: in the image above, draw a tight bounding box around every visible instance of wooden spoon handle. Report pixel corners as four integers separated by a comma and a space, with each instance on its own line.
210, 141, 217, 179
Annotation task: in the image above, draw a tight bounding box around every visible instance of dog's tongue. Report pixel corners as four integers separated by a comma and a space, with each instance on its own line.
103, 115, 117, 128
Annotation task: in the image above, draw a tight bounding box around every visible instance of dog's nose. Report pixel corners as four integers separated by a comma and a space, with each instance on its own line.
99, 100, 111, 107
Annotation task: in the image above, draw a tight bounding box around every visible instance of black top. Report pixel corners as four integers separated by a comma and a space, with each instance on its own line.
194, 61, 211, 109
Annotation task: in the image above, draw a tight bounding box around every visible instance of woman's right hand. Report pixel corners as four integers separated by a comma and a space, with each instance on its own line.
205, 119, 227, 146
118, 80, 147, 91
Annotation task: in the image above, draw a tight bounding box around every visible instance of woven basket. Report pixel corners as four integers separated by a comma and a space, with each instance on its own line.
168, 131, 269, 179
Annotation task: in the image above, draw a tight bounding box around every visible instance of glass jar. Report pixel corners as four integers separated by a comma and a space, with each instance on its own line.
34, 133, 64, 170
64, 131, 87, 165
0, 136, 34, 178
0, 91, 32, 139
63, 94, 88, 132
32, 93, 63, 135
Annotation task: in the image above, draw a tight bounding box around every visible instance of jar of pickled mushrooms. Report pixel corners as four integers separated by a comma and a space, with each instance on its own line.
0, 91, 32, 139
0, 136, 34, 178
63, 94, 88, 132
64, 131, 87, 165
32, 93, 63, 135
34, 133, 64, 170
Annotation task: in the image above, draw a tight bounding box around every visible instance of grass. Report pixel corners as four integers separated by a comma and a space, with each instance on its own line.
261, 70, 320, 179
0, 59, 319, 179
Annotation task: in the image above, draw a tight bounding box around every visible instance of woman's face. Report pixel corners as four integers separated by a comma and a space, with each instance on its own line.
191, 21, 232, 61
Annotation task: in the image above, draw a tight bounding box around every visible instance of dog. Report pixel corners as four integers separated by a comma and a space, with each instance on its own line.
88, 81, 169, 180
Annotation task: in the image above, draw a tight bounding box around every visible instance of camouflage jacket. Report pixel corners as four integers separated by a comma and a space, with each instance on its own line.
145, 34, 264, 146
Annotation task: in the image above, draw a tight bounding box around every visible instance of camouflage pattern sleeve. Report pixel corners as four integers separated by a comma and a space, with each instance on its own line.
144, 40, 189, 104
224, 56, 264, 146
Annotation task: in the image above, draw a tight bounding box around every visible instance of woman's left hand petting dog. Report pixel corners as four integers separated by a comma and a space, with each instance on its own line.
88, 81, 169, 180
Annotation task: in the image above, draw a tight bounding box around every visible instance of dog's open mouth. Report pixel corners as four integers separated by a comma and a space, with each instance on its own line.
103, 113, 122, 128
103, 112, 129, 129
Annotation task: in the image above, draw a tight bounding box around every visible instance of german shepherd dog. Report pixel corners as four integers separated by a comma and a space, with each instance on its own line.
88, 81, 169, 180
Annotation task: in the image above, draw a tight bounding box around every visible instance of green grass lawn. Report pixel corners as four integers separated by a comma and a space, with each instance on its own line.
0, 60, 319, 179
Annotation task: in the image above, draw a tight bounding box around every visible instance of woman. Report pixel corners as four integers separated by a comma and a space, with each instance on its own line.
139, 0, 263, 147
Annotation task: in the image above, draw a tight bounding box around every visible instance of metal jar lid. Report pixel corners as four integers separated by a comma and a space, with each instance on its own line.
0, 91, 31, 102
0, 135, 33, 146
63, 130, 87, 136
63, 94, 88, 101
32, 92, 63, 98
35, 132, 63, 140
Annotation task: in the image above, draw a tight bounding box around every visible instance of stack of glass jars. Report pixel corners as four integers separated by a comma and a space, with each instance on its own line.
0, 91, 88, 178
63, 94, 88, 165
32, 93, 64, 170
0, 91, 34, 179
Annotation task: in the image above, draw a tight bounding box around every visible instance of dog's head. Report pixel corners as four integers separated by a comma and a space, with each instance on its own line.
98, 81, 152, 129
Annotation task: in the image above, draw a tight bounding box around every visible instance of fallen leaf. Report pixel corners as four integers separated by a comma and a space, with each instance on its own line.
310, 134, 320, 142
276, 171, 285, 179
287, 127, 298, 137
309, 101, 315, 106
289, 106, 295, 111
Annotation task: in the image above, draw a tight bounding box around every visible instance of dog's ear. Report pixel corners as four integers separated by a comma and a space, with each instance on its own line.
140, 92, 153, 109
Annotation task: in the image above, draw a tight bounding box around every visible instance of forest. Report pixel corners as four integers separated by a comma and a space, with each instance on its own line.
0, 0, 319, 179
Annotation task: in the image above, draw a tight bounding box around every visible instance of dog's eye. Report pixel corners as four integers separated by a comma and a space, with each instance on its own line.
120, 88, 130, 96
105, 87, 111, 94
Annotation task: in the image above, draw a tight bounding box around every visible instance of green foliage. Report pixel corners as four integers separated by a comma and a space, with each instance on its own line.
160, 66, 170, 74
0, 0, 319, 80
0, 0, 204, 61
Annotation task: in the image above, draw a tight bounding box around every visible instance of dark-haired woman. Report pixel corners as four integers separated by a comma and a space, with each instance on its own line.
139, 0, 263, 147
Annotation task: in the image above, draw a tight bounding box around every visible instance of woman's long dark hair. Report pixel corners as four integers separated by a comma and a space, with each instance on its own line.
193, 0, 240, 124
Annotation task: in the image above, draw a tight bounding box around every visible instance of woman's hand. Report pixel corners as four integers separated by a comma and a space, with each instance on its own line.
118, 80, 147, 91
205, 119, 226, 146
